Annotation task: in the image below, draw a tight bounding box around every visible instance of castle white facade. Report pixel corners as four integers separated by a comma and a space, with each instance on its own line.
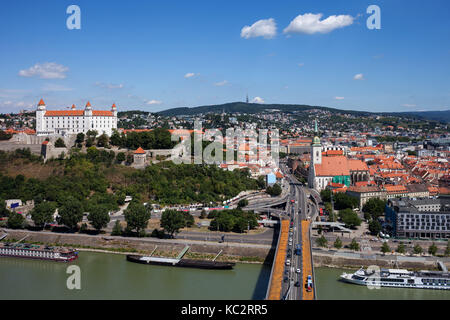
35, 99, 118, 136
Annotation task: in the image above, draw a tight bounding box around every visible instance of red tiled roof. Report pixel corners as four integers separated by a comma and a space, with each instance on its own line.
44, 110, 113, 117
348, 159, 369, 171
322, 150, 343, 156
314, 156, 350, 177
384, 185, 407, 193
93, 110, 113, 116
45, 110, 84, 116
134, 147, 146, 154
38, 99, 45, 106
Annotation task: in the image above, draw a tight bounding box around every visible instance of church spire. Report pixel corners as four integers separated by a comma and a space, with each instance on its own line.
312, 118, 321, 146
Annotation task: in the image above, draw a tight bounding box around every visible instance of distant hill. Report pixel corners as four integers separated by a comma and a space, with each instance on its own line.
157, 102, 450, 123
157, 102, 371, 117
389, 110, 450, 123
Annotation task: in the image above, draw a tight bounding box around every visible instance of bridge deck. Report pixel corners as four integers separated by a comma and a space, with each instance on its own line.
267, 220, 289, 300
301, 220, 314, 300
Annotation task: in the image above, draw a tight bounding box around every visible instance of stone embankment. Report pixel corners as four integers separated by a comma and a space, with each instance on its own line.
2, 229, 274, 264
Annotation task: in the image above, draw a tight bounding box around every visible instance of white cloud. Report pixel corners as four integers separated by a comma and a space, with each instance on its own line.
0, 100, 33, 110
95, 82, 124, 89
19, 62, 69, 79
241, 18, 277, 39
214, 80, 228, 86
334, 96, 345, 100
353, 73, 364, 80
184, 73, 198, 78
146, 99, 162, 105
298, 63, 305, 67
402, 104, 416, 108
252, 97, 265, 104
283, 13, 354, 34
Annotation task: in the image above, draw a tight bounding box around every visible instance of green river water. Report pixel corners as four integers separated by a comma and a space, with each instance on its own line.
1, 252, 449, 300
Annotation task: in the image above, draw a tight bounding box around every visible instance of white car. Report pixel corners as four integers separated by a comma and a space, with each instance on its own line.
296, 268, 301, 274
285, 260, 291, 266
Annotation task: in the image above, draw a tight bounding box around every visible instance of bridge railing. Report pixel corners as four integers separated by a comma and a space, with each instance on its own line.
265, 215, 282, 300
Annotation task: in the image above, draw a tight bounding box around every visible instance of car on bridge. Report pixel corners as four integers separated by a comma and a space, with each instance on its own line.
306, 275, 313, 292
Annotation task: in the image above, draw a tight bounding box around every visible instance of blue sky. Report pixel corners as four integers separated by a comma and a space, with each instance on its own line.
0, 0, 449, 113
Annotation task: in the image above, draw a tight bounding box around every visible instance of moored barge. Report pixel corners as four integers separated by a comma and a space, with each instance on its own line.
126, 254, 235, 270
0, 242, 78, 262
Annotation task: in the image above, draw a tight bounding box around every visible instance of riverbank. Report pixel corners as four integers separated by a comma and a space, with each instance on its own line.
312, 247, 450, 271
1, 229, 273, 264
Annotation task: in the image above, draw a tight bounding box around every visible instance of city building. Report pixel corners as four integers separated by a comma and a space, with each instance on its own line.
36, 99, 118, 136
385, 197, 450, 239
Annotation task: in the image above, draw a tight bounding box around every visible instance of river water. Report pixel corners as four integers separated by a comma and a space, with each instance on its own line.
0, 251, 271, 300
1, 252, 449, 300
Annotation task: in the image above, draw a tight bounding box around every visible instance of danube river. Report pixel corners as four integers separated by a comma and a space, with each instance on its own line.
0, 251, 271, 300
1, 252, 450, 300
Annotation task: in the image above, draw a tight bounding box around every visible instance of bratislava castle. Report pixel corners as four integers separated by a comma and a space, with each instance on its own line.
36, 99, 118, 136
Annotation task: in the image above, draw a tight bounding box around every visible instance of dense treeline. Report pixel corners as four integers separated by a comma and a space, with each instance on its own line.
0, 148, 260, 227
208, 209, 259, 233
109, 128, 176, 150
119, 161, 259, 205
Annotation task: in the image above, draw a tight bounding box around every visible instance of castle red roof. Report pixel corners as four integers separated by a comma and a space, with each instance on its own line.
44, 110, 113, 117
134, 147, 146, 154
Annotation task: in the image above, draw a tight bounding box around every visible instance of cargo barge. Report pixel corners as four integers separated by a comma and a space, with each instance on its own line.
0, 242, 78, 262
126, 254, 235, 270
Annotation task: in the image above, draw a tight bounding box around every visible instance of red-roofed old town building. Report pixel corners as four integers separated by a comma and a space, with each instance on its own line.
308, 121, 370, 191
36, 99, 117, 136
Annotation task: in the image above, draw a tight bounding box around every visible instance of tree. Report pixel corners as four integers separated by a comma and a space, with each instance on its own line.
58, 197, 84, 230
266, 184, 282, 196
397, 243, 406, 254
124, 201, 151, 235
334, 193, 358, 210
200, 210, 207, 219
428, 243, 438, 256
0, 199, 9, 217
334, 237, 343, 249
362, 198, 386, 220
316, 235, 328, 248
320, 189, 331, 203
349, 238, 360, 251
55, 138, 66, 148
328, 211, 337, 222
116, 152, 126, 163
31, 201, 56, 228
368, 219, 382, 235
97, 133, 109, 148
75, 132, 85, 144
183, 212, 195, 227
86, 130, 98, 139
381, 241, 391, 254
111, 220, 122, 236
160, 210, 186, 237
339, 209, 361, 228
413, 244, 423, 255
88, 205, 111, 232
7, 212, 25, 229
237, 199, 248, 208
445, 241, 450, 257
